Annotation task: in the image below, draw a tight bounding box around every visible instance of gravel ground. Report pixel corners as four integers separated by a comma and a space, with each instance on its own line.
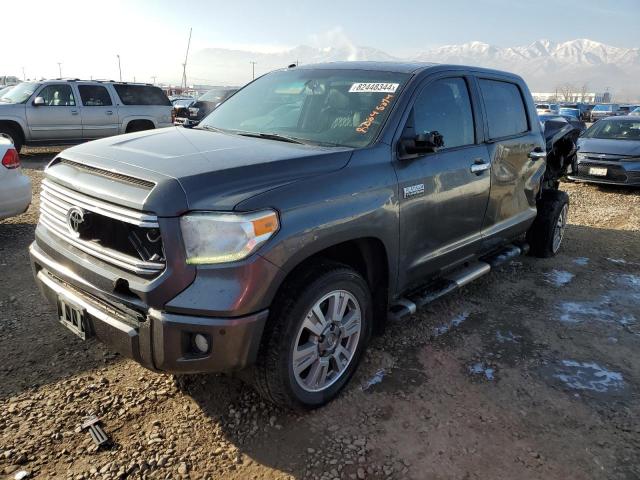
1, 147, 639, 479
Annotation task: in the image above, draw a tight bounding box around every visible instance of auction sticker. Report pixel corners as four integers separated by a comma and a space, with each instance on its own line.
349, 82, 399, 93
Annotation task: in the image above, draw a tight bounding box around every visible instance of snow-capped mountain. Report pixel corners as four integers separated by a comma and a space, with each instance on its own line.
188, 39, 640, 100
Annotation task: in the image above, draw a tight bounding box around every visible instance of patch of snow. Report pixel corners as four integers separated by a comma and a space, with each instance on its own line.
558, 297, 636, 326
433, 311, 470, 337
545, 269, 575, 286
469, 362, 495, 381
362, 369, 385, 390
573, 257, 589, 266
495, 330, 521, 343
553, 360, 624, 393
606, 257, 627, 264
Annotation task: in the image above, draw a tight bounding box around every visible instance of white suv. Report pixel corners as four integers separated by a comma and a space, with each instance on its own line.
0, 80, 173, 151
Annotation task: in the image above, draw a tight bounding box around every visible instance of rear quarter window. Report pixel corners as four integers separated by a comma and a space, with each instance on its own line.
479, 79, 529, 139
113, 85, 171, 106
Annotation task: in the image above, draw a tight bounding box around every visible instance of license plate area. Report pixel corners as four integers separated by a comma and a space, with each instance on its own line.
589, 167, 608, 177
58, 296, 89, 340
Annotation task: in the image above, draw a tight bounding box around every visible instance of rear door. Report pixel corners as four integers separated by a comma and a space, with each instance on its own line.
394, 74, 491, 290
26, 83, 82, 140
78, 84, 119, 139
475, 76, 545, 250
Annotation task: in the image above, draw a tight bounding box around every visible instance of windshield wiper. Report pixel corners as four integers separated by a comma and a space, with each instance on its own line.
236, 131, 306, 145
197, 124, 225, 133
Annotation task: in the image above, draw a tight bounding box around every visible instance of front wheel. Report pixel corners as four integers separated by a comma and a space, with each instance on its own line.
252, 262, 372, 409
527, 189, 570, 258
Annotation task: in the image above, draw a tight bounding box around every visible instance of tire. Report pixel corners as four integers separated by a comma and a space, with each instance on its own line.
252, 261, 373, 409
0, 125, 23, 152
527, 189, 570, 258
126, 121, 154, 133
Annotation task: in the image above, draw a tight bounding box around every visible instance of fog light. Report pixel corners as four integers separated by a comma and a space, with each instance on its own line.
193, 333, 210, 354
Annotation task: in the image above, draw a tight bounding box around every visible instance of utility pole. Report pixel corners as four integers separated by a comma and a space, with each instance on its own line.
181, 28, 192, 90
22, 67, 26, 81
57, 62, 62, 78
250, 61, 257, 80
116, 54, 122, 81
151, 76, 157, 85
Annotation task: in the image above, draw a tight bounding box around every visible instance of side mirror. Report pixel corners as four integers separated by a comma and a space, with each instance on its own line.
398, 131, 444, 159
33, 96, 45, 106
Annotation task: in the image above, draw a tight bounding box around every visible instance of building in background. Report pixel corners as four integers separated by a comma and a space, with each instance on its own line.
532, 91, 611, 103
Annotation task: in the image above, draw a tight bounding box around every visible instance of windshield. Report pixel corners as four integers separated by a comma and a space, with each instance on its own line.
559, 108, 579, 117
199, 69, 410, 148
582, 119, 640, 140
199, 89, 236, 103
0, 82, 39, 104
593, 104, 613, 112
537, 104, 550, 109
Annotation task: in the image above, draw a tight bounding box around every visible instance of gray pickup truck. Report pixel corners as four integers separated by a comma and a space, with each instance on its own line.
0, 80, 173, 151
30, 62, 572, 409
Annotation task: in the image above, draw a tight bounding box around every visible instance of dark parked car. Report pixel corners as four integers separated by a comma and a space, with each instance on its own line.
570, 116, 640, 186
174, 87, 238, 127
590, 104, 620, 122
562, 103, 592, 121
540, 113, 587, 133
617, 105, 640, 116
30, 62, 572, 409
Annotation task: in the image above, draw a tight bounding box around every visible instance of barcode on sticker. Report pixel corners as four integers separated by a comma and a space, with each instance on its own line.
349, 83, 399, 93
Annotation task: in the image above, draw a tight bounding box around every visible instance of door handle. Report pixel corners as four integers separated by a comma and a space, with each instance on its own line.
105, 110, 113, 115
528, 148, 546, 161
470, 160, 490, 174
71, 110, 79, 115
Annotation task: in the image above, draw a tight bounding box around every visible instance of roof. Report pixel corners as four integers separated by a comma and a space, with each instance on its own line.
294, 61, 439, 74
291, 61, 523, 80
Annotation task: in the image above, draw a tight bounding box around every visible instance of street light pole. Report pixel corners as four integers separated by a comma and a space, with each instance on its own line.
249, 61, 257, 80
116, 55, 122, 82
57, 62, 62, 78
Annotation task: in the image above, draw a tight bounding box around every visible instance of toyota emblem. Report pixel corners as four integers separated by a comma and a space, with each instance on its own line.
66, 207, 86, 237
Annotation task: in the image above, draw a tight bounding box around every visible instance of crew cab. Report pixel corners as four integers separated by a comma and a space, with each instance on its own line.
30, 63, 570, 409
0, 80, 173, 151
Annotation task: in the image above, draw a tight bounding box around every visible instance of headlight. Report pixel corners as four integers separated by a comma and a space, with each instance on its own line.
180, 210, 279, 265
577, 152, 588, 161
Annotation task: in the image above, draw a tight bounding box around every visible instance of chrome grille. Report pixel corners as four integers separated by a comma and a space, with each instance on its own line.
39, 179, 165, 275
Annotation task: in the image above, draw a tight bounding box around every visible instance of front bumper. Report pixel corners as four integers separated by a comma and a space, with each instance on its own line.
568, 159, 640, 186
30, 243, 268, 373
173, 117, 200, 128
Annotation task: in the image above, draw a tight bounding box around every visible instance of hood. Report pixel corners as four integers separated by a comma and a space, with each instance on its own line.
578, 138, 640, 157
55, 127, 352, 215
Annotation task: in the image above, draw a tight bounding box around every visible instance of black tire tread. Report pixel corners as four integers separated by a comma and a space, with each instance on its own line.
0, 125, 23, 152
252, 260, 369, 409
527, 189, 569, 258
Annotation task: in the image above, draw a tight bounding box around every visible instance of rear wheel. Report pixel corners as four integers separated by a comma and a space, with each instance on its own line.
252, 261, 372, 409
0, 125, 23, 152
527, 189, 569, 258
125, 120, 155, 133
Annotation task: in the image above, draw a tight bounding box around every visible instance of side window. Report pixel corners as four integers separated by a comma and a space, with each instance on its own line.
411, 77, 475, 149
78, 85, 112, 106
37, 84, 76, 107
113, 85, 172, 106
478, 79, 528, 139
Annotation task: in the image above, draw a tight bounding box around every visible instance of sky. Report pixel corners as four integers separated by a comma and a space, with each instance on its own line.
4, 0, 639, 84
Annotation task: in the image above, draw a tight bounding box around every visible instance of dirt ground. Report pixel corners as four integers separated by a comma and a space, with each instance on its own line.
1, 147, 639, 480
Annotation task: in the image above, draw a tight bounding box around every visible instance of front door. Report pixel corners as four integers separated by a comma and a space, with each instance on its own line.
77, 84, 119, 139
26, 84, 83, 140
394, 75, 491, 291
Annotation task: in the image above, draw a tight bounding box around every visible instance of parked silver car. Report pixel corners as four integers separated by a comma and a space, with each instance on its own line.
0, 135, 31, 220
0, 80, 173, 151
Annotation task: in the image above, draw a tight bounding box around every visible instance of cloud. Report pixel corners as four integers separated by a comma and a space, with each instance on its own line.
308, 27, 358, 61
